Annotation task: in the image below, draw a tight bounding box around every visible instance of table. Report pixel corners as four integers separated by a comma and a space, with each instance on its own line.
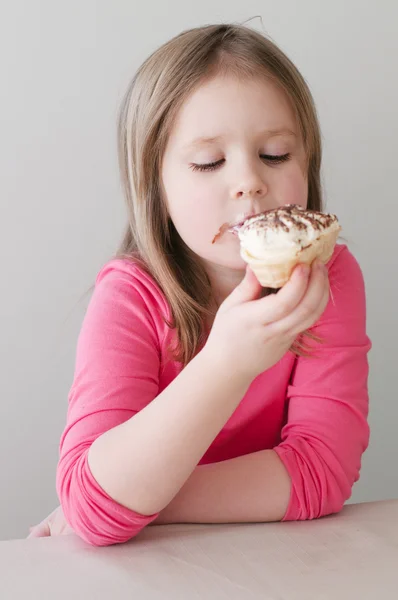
1, 500, 397, 599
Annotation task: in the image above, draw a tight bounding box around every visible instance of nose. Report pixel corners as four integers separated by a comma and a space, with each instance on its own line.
231, 165, 267, 201
234, 187, 265, 200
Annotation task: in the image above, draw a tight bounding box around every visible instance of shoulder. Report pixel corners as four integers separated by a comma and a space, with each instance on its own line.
93, 257, 172, 329
316, 243, 369, 343
96, 257, 164, 296
325, 243, 367, 312
327, 243, 365, 283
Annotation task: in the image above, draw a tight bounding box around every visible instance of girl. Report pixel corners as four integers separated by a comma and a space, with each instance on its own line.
29, 23, 370, 546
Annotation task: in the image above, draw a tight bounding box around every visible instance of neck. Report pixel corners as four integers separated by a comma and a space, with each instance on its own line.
204, 260, 246, 307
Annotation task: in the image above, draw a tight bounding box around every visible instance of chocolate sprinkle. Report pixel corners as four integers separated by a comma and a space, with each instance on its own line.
212, 204, 338, 243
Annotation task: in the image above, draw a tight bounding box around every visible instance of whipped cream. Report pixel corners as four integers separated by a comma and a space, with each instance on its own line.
236, 204, 340, 261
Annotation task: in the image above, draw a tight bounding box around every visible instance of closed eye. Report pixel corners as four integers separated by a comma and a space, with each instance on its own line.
189, 159, 224, 172
190, 153, 291, 172
260, 153, 291, 165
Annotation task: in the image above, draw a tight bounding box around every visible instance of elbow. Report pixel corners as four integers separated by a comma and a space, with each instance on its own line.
70, 523, 133, 548
307, 465, 351, 521
287, 466, 350, 522
276, 443, 355, 522
315, 482, 347, 519
56, 449, 156, 547
62, 505, 140, 547
73, 525, 137, 548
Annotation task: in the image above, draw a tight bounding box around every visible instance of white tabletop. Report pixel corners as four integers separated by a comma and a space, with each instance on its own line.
1, 500, 397, 599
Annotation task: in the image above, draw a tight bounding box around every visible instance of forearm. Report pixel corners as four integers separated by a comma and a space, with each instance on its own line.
153, 449, 291, 525
87, 348, 250, 516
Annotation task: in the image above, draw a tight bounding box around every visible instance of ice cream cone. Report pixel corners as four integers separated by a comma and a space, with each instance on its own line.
235, 205, 341, 288
241, 227, 340, 288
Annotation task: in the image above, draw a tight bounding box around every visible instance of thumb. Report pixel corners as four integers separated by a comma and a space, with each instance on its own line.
222, 266, 262, 309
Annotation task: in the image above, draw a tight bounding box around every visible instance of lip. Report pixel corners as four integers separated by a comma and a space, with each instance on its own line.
230, 212, 258, 227
212, 211, 263, 244
230, 211, 261, 228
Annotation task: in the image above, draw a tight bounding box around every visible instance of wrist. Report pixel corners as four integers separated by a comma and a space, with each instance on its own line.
197, 344, 253, 390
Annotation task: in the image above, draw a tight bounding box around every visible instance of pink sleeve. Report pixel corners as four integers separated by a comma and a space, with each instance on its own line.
56, 261, 163, 546
274, 245, 371, 521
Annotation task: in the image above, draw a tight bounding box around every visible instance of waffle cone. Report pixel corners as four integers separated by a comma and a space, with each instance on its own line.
241, 228, 340, 288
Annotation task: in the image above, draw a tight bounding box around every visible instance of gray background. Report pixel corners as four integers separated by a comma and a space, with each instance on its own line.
0, 0, 396, 540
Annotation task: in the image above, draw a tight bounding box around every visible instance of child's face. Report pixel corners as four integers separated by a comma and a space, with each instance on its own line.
161, 74, 308, 273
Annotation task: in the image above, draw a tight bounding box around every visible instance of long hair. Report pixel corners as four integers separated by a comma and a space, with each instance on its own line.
117, 23, 323, 365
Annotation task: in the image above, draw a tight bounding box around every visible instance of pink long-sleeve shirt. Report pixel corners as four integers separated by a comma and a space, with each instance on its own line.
56, 243, 371, 546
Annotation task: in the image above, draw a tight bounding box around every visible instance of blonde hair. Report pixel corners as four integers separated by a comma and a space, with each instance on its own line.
117, 23, 323, 365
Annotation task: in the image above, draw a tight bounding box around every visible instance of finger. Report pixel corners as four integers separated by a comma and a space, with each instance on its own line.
271, 260, 329, 336
291, 282, 329, 337
221, 266, 262, 309
283, 261, 329, 334
27, 521, 51, 538
247, 262, 311, 324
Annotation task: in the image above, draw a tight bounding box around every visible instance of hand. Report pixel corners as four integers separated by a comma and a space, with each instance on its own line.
204, 260, 329, 382
27, 505, 74, 538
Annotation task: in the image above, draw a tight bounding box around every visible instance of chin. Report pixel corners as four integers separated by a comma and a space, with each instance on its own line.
212, 254, 247, 271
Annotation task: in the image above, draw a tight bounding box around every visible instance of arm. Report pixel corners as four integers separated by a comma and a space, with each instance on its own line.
154, 449, 291, 525
57, 260, 250, 546
58, 258, 327, 545
87, 349, 250, 515
275, 245, 371, 519
153, 246, 370, 525
86, 259, 326, 524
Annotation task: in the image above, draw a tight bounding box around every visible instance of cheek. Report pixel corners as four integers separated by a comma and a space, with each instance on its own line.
278, 164, 308, 207
163, 172, 222, 248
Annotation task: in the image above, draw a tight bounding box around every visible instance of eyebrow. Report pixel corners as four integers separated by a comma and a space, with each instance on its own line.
183, 128, 297, 150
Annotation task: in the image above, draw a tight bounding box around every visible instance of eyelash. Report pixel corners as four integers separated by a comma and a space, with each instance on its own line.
189, 153, 291, 172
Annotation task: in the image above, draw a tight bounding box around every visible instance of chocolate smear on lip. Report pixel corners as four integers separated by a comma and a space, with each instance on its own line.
211, 214, 257, 244
211, 222, 233, 244
211, 204, 338, 244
